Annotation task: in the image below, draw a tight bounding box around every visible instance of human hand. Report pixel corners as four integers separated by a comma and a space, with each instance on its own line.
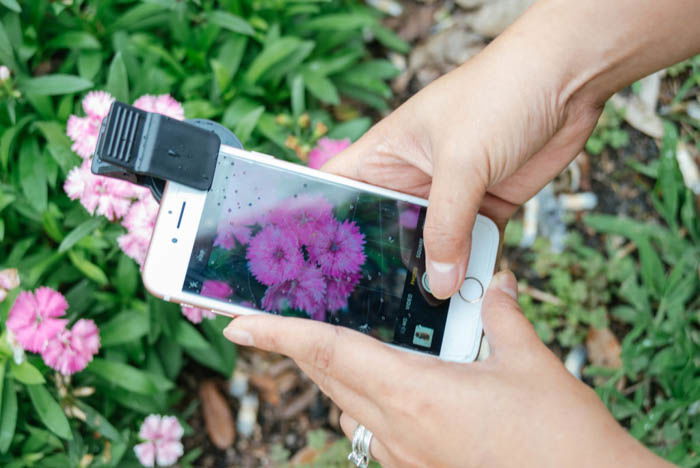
223, 270, 668, 468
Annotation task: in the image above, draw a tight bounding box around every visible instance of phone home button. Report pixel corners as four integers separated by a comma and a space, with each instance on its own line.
459, 277, 484, 304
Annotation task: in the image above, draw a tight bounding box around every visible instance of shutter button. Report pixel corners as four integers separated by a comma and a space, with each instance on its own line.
459, 277, 484, 303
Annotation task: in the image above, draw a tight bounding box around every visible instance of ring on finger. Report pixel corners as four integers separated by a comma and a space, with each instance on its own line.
348, 424, 374, 468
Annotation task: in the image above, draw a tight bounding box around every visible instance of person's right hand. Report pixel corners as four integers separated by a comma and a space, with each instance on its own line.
325, 0, 700, 299
324, 5, 604, 299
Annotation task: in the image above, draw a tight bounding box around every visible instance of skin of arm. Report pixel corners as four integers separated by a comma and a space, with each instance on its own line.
222, 1, 700, 466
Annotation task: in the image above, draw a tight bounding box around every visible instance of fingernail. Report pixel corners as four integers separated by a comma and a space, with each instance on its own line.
428, 261, 459, 295
491, 270, 518, 299
223, 324, 254, 346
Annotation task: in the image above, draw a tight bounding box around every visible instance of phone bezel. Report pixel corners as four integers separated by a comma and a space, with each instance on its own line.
142, 145, 499, 362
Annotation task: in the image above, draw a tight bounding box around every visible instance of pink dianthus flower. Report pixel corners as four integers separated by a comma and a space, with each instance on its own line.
308, 220, 366, 277
41, 319, 100, 375
134, 415, 184, 467
247, 225, 304, 286
117, 195, 159, 265
180, 305, 215, 324
308, 138, 350, 169
181, 280, 233, 323
6, 287, 68, 353
262, 265, 327, 320
134, 95, 185, 121
325, 272, 362, 311
268, 195, 334, 238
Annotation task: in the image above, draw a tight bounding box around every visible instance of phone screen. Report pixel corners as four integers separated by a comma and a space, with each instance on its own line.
183, 152, 450, 354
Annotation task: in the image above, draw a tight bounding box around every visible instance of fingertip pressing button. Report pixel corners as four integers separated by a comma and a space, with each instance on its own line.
421, 271, 432, 294
459, 277, 484, 303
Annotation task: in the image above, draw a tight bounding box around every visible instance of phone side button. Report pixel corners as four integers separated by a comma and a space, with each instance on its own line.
458, 277, 484, 304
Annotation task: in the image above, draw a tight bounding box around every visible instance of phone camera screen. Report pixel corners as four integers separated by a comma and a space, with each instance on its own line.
183, 153, 450, 354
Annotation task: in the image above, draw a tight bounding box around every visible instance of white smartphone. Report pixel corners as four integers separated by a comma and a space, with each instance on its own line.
143, 145, 499, 362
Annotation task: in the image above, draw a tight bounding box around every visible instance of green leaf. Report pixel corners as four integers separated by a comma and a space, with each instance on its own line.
88, 359, 173, 395
0, 19, 17, 71
9, 360, 45, 384
217, 36, 248, 81
290, 74, 305, 116
58, 218, 104, 253
303, 13, 373, 31
206, 11, 255, 36
233, 106, 264, 143
47, 31, 100, 50
115, 254, 139, 297
0, 376, 17, 452
106, 52, 129, 102
34, 120, 78, 175
0, 115, 32, 171
20, 75, 93, 96
100, 310, 150, 347
636, 237, 665, 298
328, 117, 371, 140
245, 37, 303, 84
371, 24, 410, 53
67, 251, 108, 286
18, 139, 48, 214
172, 319, 209, 350
77, 50, 102, 81
27, 385, 72, 440
77, 402, 121, 441
0, 0, 20, 13
302, 69, 339, 104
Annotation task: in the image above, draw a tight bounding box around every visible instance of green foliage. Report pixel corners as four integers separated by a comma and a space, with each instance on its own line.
515, 121, 699, 465
0, 0, 401, 465
585, 100, 630, 155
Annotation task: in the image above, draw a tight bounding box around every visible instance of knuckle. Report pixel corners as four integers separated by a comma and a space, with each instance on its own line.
311, 326, 341, 372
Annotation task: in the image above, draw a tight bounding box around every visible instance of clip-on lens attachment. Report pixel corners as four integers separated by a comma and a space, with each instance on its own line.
91, 101, 242, 202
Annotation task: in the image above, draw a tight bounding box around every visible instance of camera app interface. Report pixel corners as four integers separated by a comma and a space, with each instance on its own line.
183, 153, 450, 354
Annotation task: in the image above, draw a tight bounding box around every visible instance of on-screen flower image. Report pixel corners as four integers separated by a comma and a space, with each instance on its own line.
41, 318, 101, 375
246, 225, 305, 286
307, 220, 366, 277
134, 414, 184, 467
6, 287, 69, 353
181, 280, 234, 323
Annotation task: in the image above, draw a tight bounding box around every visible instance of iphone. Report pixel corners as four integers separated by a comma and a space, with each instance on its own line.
143, 145, 499, 362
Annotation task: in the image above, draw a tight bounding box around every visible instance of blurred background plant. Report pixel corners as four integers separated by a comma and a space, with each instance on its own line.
0, 0, 699, 466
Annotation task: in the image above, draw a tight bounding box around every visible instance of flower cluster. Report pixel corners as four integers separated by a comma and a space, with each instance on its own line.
6, 287, 100, 375
64, 92, 183, 265
134, 414, 184, 467
227, 195, 366, 320
64, 92, 205, 323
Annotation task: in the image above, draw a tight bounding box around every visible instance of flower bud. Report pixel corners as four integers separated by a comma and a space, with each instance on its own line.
0, 66, 10, 82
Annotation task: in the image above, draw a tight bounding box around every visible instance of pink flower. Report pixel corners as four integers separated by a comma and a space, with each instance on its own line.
117, 195, 159, 265
64, 161, 139, 221
201, 280, 233, 299
262, 265, 327, 320
134, 415, 184, 467
399, 203, 421, 229
180, 305, 215, 324
0, 65, 10, 82
247, 225, 305, 286
308, 138, 350, 169
0, 268, 19, 303
6, 287, 68, 353
66, 114, 100, 159
133, 95, 185, 121
268, 195, 334, 239
214, 222, 253, 249
325, 272, 361, 311
308, 220, 366, 277
41, 319, 100, 375
82, 91, 115, 119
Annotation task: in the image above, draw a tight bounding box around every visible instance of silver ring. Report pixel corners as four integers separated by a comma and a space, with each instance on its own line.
348, 424, 373, 468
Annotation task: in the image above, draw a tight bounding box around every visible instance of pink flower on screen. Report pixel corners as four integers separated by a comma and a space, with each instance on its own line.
134, 414, 184, 467
6, 287, 68, 353
180, 305, 215, 324
325, 272, 362, 311
133, 95, 185, 121
268, 194, 333, 237
117, 195, 159, 265
308, 220, 366, 277
247, 225, 304, 286
201, 280, 233, 299
41, 319, 100, 375
214, 222, 253, 249
308, 138, 350, 170
399, 204, 420, 229
262, 266, 327, 320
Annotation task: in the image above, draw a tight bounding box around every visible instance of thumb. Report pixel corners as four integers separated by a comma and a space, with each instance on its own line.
423, 157, 486, 298
481, 270, 541, 355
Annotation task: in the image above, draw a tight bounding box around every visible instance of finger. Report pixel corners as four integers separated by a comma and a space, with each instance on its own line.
296, 361, 385, 435
481, 270, 541, 355
340, 412, 392, 466
223, 315, 405, 397
423, 155, 487, 299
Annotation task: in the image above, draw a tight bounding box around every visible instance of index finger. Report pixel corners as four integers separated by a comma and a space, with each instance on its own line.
223, 314, 405, 397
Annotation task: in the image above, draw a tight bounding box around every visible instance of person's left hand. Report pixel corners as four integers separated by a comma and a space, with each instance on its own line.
222, 270, 665, 468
